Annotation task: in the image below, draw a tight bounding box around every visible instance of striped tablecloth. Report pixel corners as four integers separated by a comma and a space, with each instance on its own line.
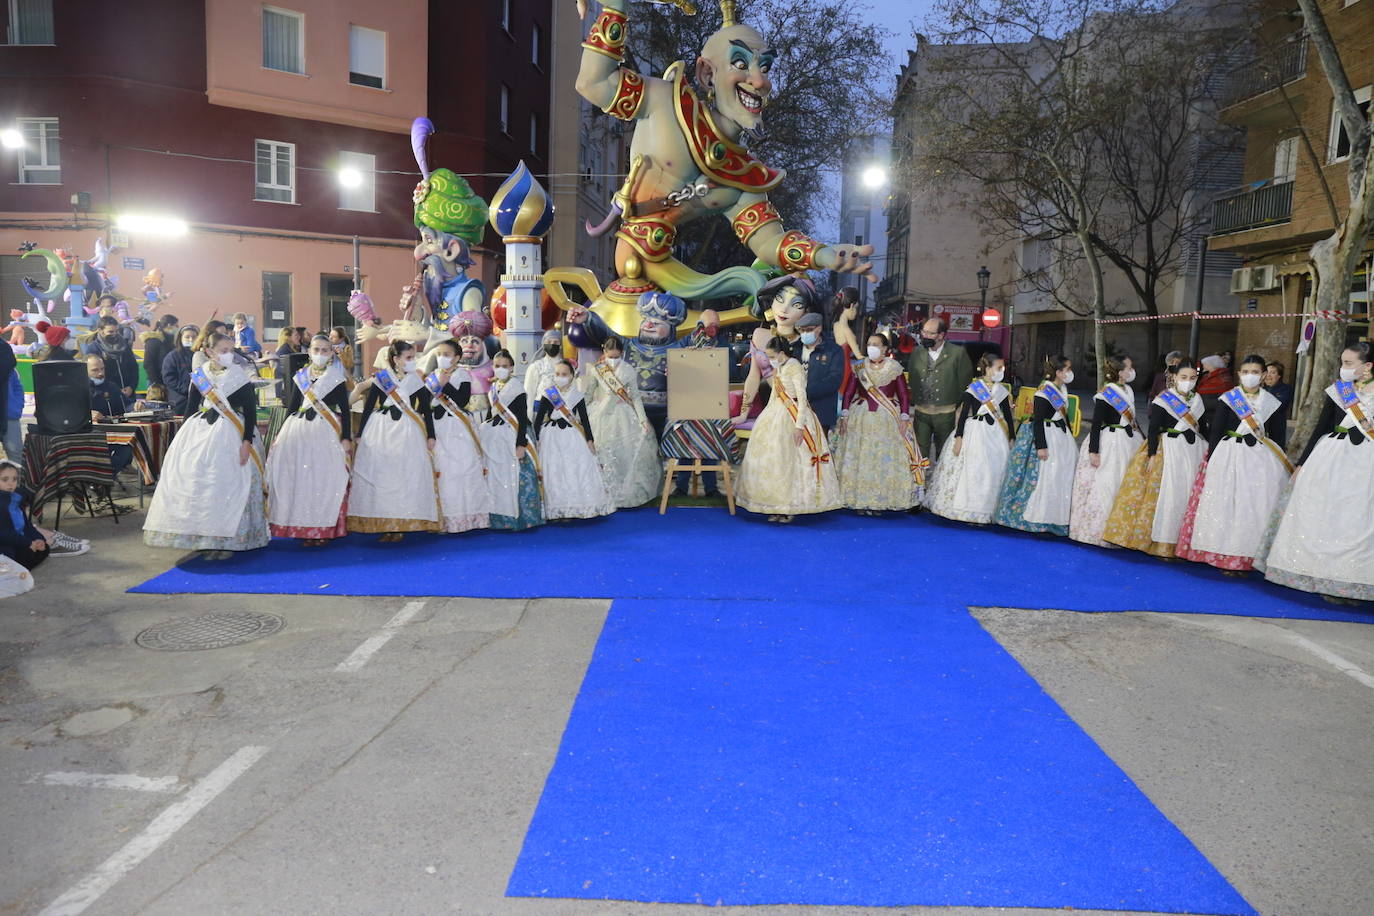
22, 427, 115, 521
659, 419, 742, 463
97, 417, 184, 485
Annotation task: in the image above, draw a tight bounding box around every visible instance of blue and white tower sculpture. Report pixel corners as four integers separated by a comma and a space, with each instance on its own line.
488, 161, 555, 377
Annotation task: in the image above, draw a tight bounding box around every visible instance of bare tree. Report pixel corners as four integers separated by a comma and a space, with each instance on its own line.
1290, 0, 1374, 450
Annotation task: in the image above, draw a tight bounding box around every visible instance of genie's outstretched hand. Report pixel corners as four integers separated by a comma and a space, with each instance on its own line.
821, 243, 879, 283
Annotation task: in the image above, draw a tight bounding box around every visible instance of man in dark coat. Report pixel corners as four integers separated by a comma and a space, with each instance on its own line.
83, 317, 141, 398
794, 312, 845, 432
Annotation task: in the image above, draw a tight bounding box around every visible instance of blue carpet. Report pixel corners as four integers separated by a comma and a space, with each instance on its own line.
506, 598, 1255, 913
130, 509, 1373, 624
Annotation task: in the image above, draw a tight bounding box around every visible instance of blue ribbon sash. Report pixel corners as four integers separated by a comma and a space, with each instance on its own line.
1038, 383, 1066, 412
1221, 387, 1254, 419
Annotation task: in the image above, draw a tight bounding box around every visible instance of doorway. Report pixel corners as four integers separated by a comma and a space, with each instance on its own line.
320, 275, 354, 333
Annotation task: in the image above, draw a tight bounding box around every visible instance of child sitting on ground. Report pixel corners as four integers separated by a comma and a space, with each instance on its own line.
0, 460, 88, 566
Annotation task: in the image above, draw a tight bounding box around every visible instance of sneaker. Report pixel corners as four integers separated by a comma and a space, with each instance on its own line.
47, 540, 89, 557
52, 531, 90, 549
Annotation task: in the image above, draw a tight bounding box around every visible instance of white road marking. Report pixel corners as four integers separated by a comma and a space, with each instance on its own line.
38, 745, 268, 916
1263, 623, 1374, 691
335, 600, 428, 673
35, 772, 180, 793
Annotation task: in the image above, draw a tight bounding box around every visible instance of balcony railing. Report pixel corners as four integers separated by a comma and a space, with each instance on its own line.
1222, 39, 1307, 108
1211, 179, 1293, 235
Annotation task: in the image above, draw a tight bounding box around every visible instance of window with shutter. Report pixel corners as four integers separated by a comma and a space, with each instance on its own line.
349, 25, 385, 89
16, 118, 60, 184
337, 151, 376, 212
7, 0, 54, 44
254, 139, 296, 203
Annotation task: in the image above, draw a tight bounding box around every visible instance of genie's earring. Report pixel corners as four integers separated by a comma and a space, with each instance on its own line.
706, 82, 715, 105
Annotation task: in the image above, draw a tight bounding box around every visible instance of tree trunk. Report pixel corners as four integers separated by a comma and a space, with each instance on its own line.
1075, 225, 1108, 388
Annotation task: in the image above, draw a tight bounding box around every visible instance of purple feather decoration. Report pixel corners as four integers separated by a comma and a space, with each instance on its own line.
411, 117, 435, 180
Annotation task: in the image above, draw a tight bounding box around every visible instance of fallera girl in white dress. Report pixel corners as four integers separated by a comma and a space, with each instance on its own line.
347, 340, 440, 541
482, 349, 545, 531
1103, 359, 1208, 557
994, 356, 1076, 536
581, 335, 662, 508
427, 338, 493, 533
1259, 342, 1374, 602
925, 354, 1016, 524
265, 334, 352, 545
1069, 356, 1142, 547
834, 333, 924, 513
1176, 355, 1289, 572
532, 360, 614, 520
735, 335, 842, 522
144, 333, 269, 554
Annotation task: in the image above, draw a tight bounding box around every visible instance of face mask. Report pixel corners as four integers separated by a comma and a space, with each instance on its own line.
1175, 378, 1195, 393
1239, 372, 1261, 389
801, 332, 818, 347
437, 356, 454, 370
555, 375, 572, 389
544, 345, 560, 356
310, 352, 331, 367
494, 367, 511, 380
1061, 370, 1074, 385
866, 346, 883, 360
919, 336, 936, 349
606, 357, 621, 368
181, 338, 195, 348
216, 352, 235, 368
768, 357, 781, 370
403, 358, 417, 373
990, 368, 1005, 382
1119, 368, 1136, 384
1339, 366, 1359, 382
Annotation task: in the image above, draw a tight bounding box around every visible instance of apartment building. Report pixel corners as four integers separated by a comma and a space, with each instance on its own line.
0, 0, 551, 340
1207, 0, 1372, 405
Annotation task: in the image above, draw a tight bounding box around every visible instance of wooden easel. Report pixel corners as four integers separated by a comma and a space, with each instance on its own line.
659, 458, 735, 515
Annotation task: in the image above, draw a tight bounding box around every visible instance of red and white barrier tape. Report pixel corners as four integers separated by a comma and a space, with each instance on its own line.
1094, 309, 1358, 325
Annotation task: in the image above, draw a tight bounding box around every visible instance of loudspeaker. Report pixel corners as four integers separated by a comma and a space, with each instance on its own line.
33, 360, 93, 435
283, 351, 309, 379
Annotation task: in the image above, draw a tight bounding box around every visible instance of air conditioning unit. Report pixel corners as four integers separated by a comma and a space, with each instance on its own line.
1229, 268, 1253, 294
1250, 264, 1279, 290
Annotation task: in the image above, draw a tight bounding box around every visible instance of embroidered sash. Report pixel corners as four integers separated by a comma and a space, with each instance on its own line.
1038, 382, 1067, 415
1158, 389, 1200, 432
543, 387, 594, 451
1334, 380, 1374, 436
192, 367, 266, 480
1222, 388, 1294, 473
426, 371, 487, 472
491, 383, 545, 500
968, 379, 1012, 440
294, 366, 346, 439
772, 376, 830, 482
1099, 384, 1140, 436
864, 374, 927, 486
594, 360, 637, 411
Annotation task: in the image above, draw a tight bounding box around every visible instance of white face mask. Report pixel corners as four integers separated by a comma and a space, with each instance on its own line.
555, 375, 573, 389
1239, 372, 1262, 389
606, 357, 621, 368
1119, 368, 1136, 384
310, 352, 331, 367
216, 351, 234, 368
989, 368, 1005, 382
1339, 366, 1359, 382
768, 357, 781, 370
402, 358, 416, 373
436, 355, 454, 370
1061, 370, 1074, 385
181, 337, 195, 348
494, 366, 511, 380
866, 346, 883, 361
1175, 378, 1195, 393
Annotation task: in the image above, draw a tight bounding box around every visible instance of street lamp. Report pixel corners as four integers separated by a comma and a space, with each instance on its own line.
338, 167, 364, 189
860, 164, 888, 189
115, 213, 188, 236
0, 128, 23, 149
977, 265, 990, 341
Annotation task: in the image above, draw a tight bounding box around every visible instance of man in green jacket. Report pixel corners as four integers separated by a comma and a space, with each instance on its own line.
906, 317, 974, 460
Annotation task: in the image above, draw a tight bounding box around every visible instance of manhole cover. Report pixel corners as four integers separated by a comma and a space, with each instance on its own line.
135, 612, 285, 651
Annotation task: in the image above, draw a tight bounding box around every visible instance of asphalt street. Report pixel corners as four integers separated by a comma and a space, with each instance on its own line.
1, 503, 1371, 916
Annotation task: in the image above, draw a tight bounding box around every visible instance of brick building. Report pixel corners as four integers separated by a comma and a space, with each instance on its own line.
1208, 0, 1372, 408
0, 0, 551, 342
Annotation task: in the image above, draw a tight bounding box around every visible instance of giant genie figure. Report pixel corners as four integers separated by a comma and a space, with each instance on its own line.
547, 0, 876, 337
